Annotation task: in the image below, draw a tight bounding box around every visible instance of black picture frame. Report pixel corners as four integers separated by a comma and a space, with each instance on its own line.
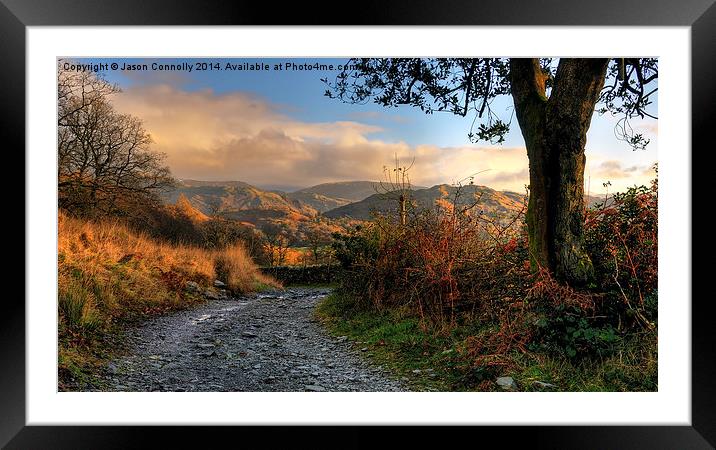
6, 0, 714, 448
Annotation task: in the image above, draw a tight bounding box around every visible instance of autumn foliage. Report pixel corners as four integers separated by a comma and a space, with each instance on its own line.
332, 174, 658, 374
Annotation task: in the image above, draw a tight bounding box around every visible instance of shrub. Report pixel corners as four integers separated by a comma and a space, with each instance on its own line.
332, 185, 529, 322
584, 173, 658, 329
530, 304, 620, 359
522, 175, 658, 358
330, 176, 658, 376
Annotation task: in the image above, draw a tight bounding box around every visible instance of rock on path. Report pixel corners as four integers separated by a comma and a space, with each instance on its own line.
103, 287, 406, 392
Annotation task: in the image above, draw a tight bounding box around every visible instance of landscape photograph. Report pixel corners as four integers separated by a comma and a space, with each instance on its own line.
57, 57, 658, 392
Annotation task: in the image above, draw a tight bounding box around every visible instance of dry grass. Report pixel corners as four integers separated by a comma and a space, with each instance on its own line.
58, 211, 279, 327
58, 211, 279, 388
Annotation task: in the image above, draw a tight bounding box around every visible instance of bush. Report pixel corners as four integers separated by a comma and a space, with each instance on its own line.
584, 173, 658, 329
329, 176, 658, 382
332, 186, 529, 322
522, 175, 658, 359
530, 304, 620, 359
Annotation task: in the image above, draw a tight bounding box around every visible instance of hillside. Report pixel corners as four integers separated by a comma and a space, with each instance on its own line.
163, 180, 611, 244
323, 184, 526, 220
292, 181, 381, 202
284, 191, 352, 214
164, 180, 376, 217
324, 184, 611, 221
57, 211, 279, 390
164, 180, 436, 218
162, 180, 354, 245
163, 181, 314, 218
170, 194, 210, 222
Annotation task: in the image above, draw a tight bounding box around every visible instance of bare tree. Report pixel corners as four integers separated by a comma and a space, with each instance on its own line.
305, 220, 333, 264
58, 63, 174, 217
262, 222, 291, 267
376, 154, 415, 226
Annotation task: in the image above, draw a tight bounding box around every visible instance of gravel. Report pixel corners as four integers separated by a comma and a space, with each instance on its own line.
103, 287, 406, 392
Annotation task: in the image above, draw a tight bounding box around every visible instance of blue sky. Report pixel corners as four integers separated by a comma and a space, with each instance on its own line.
70, 58, 658, 193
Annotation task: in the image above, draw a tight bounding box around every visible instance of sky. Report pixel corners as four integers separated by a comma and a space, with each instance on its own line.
69, 58, 658, 194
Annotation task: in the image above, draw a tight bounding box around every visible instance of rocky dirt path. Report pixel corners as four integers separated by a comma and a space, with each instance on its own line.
104, 287, 406, 392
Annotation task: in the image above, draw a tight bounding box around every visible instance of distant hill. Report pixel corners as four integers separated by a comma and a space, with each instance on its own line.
164, 180, 427, 217
293, 181, 429, 203
323, 184, 606, 221
585, 194, 612, 207
177, 179, 253, 189
284, 191, 352, 214
323, 184, 526, 221
161, 180, 354, 245
162, 180, 610, 244
162, 180, 316, 219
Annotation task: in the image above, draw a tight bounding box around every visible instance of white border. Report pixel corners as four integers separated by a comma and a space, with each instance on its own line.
27, 26, 691, 425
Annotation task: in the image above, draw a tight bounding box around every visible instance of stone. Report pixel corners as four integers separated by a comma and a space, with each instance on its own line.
496, 376, 518, 390
214, 280, 226, 288
204, 290, 219, 300
104, 287, 407, 393
533, 380, 557, 389
305, 385, 327, 392
185, 281, 200, 292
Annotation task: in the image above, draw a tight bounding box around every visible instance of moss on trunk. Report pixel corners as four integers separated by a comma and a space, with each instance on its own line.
511, 58, 609, 285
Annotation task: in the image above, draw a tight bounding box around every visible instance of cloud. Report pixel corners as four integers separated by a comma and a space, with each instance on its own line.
111, 84, 651, 194
585, 158, 657, 195
592, 160, 644, 179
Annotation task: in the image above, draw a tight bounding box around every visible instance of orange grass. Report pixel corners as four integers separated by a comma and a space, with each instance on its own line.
58, 211, 279, 333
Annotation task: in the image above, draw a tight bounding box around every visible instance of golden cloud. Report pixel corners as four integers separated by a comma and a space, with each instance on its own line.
111, 84, 653, 194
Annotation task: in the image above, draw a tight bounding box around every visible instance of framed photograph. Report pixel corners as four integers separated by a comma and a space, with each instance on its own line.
9, 0, 714, 447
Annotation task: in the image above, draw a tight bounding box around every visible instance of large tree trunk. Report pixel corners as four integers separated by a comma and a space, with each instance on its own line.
510, 58, 609, 285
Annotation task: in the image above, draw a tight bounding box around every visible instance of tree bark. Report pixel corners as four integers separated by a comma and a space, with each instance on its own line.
510, 58, 609, 285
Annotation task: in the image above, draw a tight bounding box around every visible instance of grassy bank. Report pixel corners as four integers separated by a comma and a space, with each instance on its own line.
58, 212, 280, 389
316, 292, 657, 391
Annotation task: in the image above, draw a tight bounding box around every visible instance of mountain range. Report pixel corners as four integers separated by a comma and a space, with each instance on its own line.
163, 179, 607, 243
165, 180, 384, 218
323, 184, 527, 221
